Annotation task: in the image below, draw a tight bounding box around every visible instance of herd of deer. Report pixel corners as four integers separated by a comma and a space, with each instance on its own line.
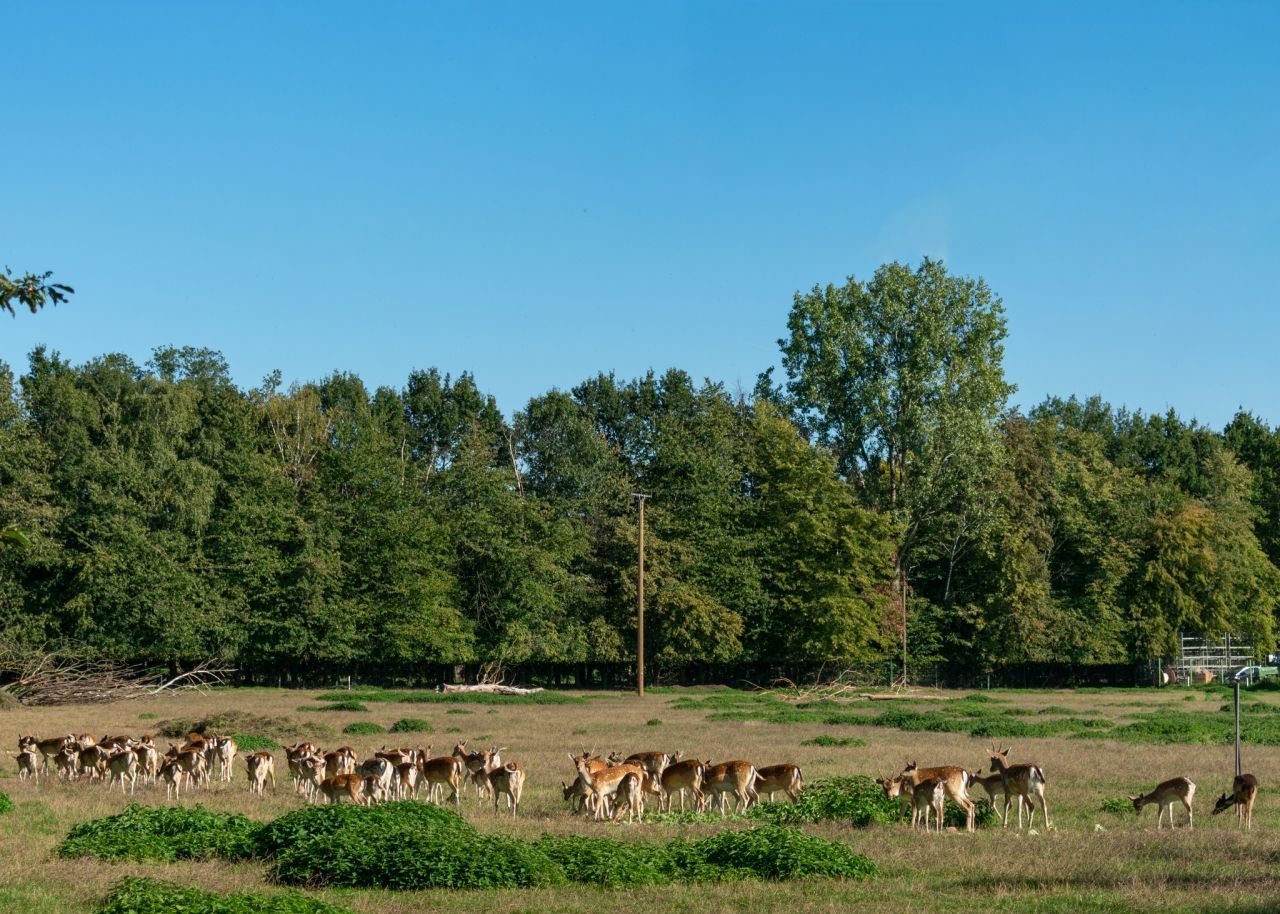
11, 733, 1262, 832
873, 745, 1261, 833
562, 750, 803, 823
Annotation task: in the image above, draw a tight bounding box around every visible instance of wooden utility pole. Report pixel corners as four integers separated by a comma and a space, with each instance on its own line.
633, 493, 649, 697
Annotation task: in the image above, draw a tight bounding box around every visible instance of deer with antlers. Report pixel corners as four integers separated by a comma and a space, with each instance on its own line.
1130, 776, 1196, 829
988, 747, 1049, 830
1212, 774, 1259, 830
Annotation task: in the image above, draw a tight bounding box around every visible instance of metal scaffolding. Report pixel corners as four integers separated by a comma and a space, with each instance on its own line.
1171, 634, 1254, 686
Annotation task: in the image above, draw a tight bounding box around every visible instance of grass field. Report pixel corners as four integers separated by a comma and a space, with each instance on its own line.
2, 683, 1280, 913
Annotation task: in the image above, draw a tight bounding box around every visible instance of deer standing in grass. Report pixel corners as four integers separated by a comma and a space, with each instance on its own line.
899, 761, 977, 832
160, 757, 185, 801
245, 752, 275, 798
16, 748, 39, 784
1212, 774, 1259, 830
968, 769, 1007, 810
660, 759, 705, 813
911, 777, 946, 832
572, 755, 644, 821
701, 760, 759, 815
988, 747, 1049, 829
421, 747, 463, 806
319, 773, 365, 805
1130, 777, 1196, 829
754, 764, 804, 803
33, 735, 74, 776
489, 762, 526, 816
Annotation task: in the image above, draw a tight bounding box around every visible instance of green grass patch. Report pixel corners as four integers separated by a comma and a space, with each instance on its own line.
342, 721, 385, 735
94, 877, 350, 914
1101, 797, 1132, 816
59, 805, 258, 862
298, 701, 369, 713
445, 708, 473, 715
314, 688, 586, 706
137, 712, 157, 720
801, 735, 866, 747
646, 718, 662, 726
0, 793, 11, 815
388, 718, 433, 733
156, 710, 317, 743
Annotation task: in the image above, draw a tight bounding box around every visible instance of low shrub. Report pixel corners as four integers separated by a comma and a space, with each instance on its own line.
646, 718, 663, 726
137, 712, 158, 720
156, 710, 316, 743
750, 776, 898, 827
389, 718, 433, 733
801, 735, 866, 747
299, 701, 369, 713
233, 733, 281, 752
1101, 797, 1132, 816
59, 805, 259, 862
535, 836, 671, 887
445, 708, 473, 715
0, 793, 12, 815
94, 877, 351, 914
342, 722, 385, 735
697, 826, 876, 880
254, 802, 473, 859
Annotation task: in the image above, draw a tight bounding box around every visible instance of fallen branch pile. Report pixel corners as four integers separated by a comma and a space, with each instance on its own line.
0, 643, 232, 705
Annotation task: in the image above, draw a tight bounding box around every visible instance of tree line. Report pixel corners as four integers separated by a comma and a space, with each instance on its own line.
1, 259, 1278, 679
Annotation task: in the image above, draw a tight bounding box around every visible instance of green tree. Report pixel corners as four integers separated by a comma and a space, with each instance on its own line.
1, 268, 73, 318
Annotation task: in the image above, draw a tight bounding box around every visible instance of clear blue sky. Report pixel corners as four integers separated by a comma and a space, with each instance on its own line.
3, 1, 1277, 428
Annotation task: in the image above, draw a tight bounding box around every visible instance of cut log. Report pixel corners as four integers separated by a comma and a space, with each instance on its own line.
440, 683, 545, 695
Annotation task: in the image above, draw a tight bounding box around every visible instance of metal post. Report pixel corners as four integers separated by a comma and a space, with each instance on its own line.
1235, 676, 1242, 778
632, 493, 649, 698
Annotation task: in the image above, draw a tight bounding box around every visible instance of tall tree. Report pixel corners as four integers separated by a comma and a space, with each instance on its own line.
773, 258, 1013, 671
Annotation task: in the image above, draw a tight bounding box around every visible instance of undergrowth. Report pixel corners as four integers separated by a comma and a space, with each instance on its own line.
59, 805, 259, 862
389, 718, 433, 733
94, 877, 350, 914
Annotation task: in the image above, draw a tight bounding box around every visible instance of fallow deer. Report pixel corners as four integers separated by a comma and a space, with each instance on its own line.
1212, 774, 1258, 830
1130, 776, 1196, 829
34, 735, 74, 776
16, 748, 39, 784
160, 757, 185, 802
490, 762, 525, 816
988, 747, 1049, 830
422, 748, 462, 806
245, 752, 275, 798
876, 775, 913, 823
572, 754, 644, 821
105, 746, 139, 795
621, 750, 678, 777
319, 773, 364, 805
968, 769, 1007, 809
900, 761, 977, 832
754, 763, 804, 803
911, 777, 946, 832
660, 758, 706, 813
701, 760, 759, 816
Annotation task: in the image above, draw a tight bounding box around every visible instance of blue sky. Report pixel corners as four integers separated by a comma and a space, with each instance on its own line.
3, 1, 1277, 427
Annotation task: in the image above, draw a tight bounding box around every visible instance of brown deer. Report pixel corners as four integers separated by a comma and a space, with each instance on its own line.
753, 763, 804, 803
572, 754, 644, 821
899, 761, 977, 832
1212, 774, 1259, 830
296, 754, 327, 802
395, 761, 423, 800
34, 735, 74, 776
701, 760, 759, 816
988, 747, 1049, 829
16, 748, 39, 784
621, 750, 679, 777
1130, 776, 1196, 829
422, 748, 463, 806
490, 762, 526, 816
245, 752, 275, 798
968, 769, 1007, 809
160, 757, 185, 801
660, 758, 706, 813
911, 777, 946, 832
105, 746, 139, 795
319, 773, 365, 805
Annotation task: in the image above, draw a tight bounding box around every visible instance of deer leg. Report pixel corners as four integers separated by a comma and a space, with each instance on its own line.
1186, 800, 1193, 830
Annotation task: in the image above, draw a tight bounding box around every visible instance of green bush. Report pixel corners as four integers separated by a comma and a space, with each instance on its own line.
156, 710, 315, 742
801, 735, 866, 747
389, 718, 433, 733
646, 718, 663, 726
535, 836, 670, 887
94, 877, 351, 914
233, 733, 281, 752
750, 776, 899, 827
59, 805, 259, 862
0, 793, 12, 815
445, 708, 473, 715
1101, 797, 1132, 816
254, 802, 473, 859
137, 712, 158, 720
342, 721, 385, 735
697, 826, 876, 880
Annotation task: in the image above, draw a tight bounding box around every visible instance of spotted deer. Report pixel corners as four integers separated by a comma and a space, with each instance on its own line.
34, 735, 75, 776
319, 773, 365, 805
1130, 776, 1195, 829
245, 752, 275, 798
490, 761, 526, 816
911, 777, 946, 832
1212, 774, 1259, 830
660, 758, 706, 813
900, 761, 977, 832
988, 747, 1049, 829
571, 754, 644, 821
422, 747, 462, 806
754, 763, 804, 803
160, 757, 185, 801
701, 760, 759, 816
105, 746, 139, 795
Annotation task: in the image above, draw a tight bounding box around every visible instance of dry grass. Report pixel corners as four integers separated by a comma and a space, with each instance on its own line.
2, 685, 1279, 913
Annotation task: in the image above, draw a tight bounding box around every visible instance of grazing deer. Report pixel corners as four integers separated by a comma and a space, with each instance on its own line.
167, 745, 209, 789
490, 762, 526, 816
900, 761, 977, 832
660, 758, 706, 813
562, 778, 592, 813
319, 773, 365, 805
1131, 777, 1196, 829
78, 745, 109, 783
245, 752, 275, 798
877, 775, 913, 822
754, 763, 804, 803
988, 748, 1049, 830
612, 771, 645, 823
105, 747, 139, 795
16, 748, 39, 784
621, 750, 678, 777
701, 760, 759, 816
911, 777, 946, 832
1212, 774, 1259, 830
